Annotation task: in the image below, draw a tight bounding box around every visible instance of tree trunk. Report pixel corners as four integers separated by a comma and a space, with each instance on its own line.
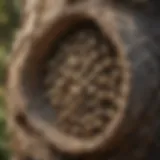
6, 0, 160, 160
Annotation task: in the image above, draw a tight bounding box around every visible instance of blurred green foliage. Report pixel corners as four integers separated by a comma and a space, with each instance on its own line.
0, 0, 20, 159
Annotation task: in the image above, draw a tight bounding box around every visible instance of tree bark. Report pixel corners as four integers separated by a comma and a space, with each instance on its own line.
6, 0, 160, 160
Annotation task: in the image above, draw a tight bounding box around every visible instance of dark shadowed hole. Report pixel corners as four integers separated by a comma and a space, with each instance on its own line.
15, 113, 35, 134
15, 113, 27, 127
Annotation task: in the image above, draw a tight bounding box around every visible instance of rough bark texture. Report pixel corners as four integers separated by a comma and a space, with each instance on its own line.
6, 0, 160, 160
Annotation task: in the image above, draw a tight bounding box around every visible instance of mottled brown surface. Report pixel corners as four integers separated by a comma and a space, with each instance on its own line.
6, 0, 160, 160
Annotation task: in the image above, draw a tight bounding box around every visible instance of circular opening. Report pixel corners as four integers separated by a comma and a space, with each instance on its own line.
19, 18, 128, 146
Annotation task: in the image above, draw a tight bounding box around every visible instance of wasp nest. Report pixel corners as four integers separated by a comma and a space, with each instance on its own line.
44, 22, 127, 139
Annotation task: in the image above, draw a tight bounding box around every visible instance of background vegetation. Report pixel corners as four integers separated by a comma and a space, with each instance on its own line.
0, 0, 20, 159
